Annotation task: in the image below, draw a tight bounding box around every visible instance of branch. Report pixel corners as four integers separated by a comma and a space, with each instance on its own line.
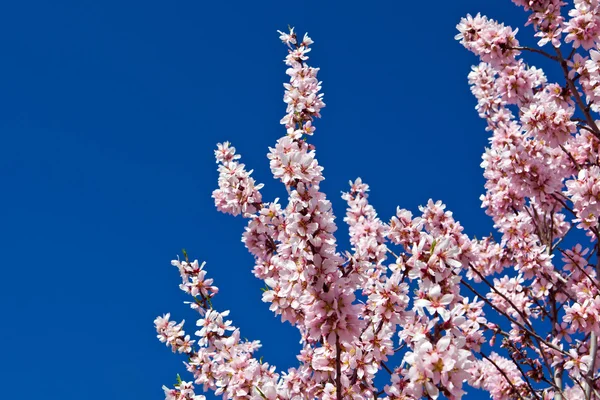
469, 263, 535, 331
460, 278, 569, 357
381, 361, 393, 375
508, 46, 558, 61
556, 248, 600, 291
479, 351, 526, 400
505, 345, 541, 399
554, 46, 600, 141
551, 194, 577, 218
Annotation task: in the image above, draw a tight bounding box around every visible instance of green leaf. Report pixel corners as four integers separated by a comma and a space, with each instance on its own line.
255, 386, 267, 399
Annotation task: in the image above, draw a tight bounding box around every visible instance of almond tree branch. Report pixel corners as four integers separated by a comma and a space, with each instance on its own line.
554, 46, 600, 141
468, 263, 535, 331
506, 349, 541, 399
460, 278, 568, 357
508, 46, 558, 61
480, 351, 526, 400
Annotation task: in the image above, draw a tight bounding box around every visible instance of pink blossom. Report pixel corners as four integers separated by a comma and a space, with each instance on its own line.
153, 20, 600, 400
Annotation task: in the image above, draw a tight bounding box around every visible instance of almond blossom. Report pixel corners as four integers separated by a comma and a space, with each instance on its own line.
154, 2, 600, 397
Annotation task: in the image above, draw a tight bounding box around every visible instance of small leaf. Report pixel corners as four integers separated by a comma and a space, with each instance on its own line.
255, 386, 267, 399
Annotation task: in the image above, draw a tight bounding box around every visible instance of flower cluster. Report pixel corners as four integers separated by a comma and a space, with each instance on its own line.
212, 142, 264, 217
155, 4, 600, 398
155, 313, 194, 354
455, 13, 521, 66
278, 28, 324, 138
163, 381, 206, 400
456, 1, 600, 398
564, 0, 600, 50
155, 261, 281, 399
566, 166, 600, 233
511, 0, 565, 47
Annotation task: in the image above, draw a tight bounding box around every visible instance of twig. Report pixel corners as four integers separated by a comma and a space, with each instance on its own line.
555, 46, 600, 141
460, 279, 569, 357
469, 264, 535, 331
381, 361, 393, 375
509, 46, 558, 61
480, 351, 526, 400
507, 349, 541, 399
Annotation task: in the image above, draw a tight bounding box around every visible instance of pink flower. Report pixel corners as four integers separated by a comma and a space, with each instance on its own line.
414, 283, 455, 321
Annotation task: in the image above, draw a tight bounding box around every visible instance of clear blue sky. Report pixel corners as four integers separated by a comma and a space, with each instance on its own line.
0, 1, 552, 399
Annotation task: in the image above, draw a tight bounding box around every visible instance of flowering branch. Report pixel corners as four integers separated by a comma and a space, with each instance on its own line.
154, 2, 600, 398
555, 46, 600, 140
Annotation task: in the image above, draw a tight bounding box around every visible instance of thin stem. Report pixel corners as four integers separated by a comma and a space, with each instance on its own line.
509, 46, 559, 61
381, 361, 393, 375
507, 349, 541, 399
469, 263, 535, 331
480, 351, 526, 400
555, 46, 600, 141
551, 194, 576, 217
461, 278, 569, 357
557, 248, 600, 291
578, 124, 598, 136
386, 248, 400, 259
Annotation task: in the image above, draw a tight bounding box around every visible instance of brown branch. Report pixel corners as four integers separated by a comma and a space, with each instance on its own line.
509, 46, 558, 61
381, 361, 393, 375
468, 263, 535, 331
480, 351, 526, 400
555, 46, 600, 141
551, 194, 577, 217
538, 376, 567, 398
460, 278, 569, 357
577, 124, 598, 136
506, 349, 541, 399
556, 248, 600, 291
467, 279, 559, 385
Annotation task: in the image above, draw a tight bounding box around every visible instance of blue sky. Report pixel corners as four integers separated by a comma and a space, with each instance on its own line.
0, 1, 552, 399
